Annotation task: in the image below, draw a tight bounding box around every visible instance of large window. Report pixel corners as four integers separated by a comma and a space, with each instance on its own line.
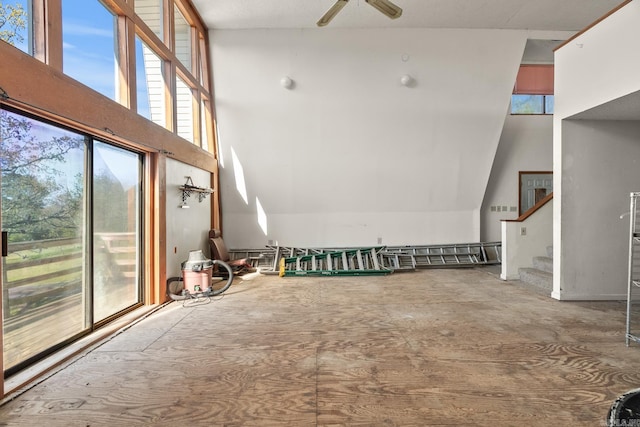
62, 0, 117, 100
0, 0, 31, 54
135, 35, 167, 128
173, 4, 192, 71
1, 108, 143, 375
176, 74, 195, 143
134, 0, 163, 43
3, 0, 216, 152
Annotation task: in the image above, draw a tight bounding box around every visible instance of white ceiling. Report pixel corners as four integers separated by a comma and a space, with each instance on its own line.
191, 0, 623, 31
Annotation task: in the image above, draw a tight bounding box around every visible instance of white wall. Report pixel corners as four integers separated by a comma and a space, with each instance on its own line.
212, 28, 527, 249
165, 159, 212, 277
501, 199, 553, 280
554, 120, 640, 300
554, 0, 640, 300
481, 114, 553, 242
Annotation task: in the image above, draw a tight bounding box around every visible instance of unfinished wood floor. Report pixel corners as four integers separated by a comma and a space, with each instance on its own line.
2, 268, 640, 426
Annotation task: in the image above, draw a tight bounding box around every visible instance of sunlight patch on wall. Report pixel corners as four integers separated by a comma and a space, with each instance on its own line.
231, 147, 248, 204
256, 197, 268, 236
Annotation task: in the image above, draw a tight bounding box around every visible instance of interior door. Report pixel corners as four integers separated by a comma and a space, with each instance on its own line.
520, 171, 553, 215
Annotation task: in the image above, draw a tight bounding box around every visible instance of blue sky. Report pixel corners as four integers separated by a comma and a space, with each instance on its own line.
62, 0, 117, 99
5, 0, 152, 116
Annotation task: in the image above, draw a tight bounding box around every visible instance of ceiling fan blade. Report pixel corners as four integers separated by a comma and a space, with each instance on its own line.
365, 0, 403, 19
317, 0, 349, 27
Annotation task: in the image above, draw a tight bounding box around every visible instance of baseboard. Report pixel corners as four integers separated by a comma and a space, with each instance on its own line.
551, 291, 627, 301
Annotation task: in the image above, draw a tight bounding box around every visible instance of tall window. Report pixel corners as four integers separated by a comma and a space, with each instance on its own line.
2, 0, 215, 152
173, 5, 192, 71
62, 0, 117, 100
134, 0, 163, 43
511, 65, 554, 115
135, 35, 167, 128
201, 98, 212, 151
176, 74, 194, 143
0, 0, 31, 54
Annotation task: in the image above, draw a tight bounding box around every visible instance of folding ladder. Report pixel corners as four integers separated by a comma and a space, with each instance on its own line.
381, 242, 501, 269
228, 242, 502, 275
278, 247, 392, 277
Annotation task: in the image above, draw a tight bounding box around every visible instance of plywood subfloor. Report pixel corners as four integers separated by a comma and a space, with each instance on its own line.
2, 268, 640, 426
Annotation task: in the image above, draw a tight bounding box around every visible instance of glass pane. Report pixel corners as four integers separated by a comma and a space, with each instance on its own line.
176, 75, 194, 143
93, 142, 141, 322
200, 98, 211, 151
511, 94, 544, 115
545, 95, 555, 114
135, 35, 166, 128
0, 0, 31, 54
198, 34, 207, 89
174, 5, 191, 71
1, 109, 88, 372
134, 0, 163, 42
62, 0, 116, 100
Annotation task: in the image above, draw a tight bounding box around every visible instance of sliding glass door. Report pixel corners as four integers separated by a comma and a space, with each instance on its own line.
93, 142, 142, 322
1, 110, 89, 373
1, 109, 143, 375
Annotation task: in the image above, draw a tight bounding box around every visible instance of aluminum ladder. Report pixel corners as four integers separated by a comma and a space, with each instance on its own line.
278, 247, 392, 277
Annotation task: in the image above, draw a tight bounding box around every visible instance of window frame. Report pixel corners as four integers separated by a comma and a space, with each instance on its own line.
8, 0, 217, 153
511, 64, 555, 116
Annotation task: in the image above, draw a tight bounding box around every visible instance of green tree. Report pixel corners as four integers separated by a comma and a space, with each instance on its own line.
1, 111, 84, 242
0, 1, 27, 46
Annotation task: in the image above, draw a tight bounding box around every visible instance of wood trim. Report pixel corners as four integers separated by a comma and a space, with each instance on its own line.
117, 15, 134, 109
44, 0, 63, 71
150, 153, 167, 304
554, 0, 633, 51
32, 0, 46, 62
505, 192, 553, 223
211, 162, 221, 231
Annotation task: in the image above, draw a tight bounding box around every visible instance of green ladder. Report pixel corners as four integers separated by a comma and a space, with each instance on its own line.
278, 247, 392, 277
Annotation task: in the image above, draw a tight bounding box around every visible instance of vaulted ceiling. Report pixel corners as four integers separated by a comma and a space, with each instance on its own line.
191, 0, 623, 31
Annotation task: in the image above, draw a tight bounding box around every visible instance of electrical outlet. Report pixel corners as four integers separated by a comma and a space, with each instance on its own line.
268, 239, 274, 245
377, 237, 383, 244
520, 227, 526, 236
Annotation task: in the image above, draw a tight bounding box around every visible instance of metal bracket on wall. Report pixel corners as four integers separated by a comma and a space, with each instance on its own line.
178, 176, 213, 207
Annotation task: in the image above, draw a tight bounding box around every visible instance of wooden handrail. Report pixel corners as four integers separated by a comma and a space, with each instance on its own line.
504, 192, 553, 223
554, 1, 632, 52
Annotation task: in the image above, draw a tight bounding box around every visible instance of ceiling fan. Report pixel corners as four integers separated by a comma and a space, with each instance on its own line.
317, 0, 403, 27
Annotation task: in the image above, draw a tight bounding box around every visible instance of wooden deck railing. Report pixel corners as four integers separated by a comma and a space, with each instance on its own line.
2, 233, 136, 326
3, 237, 83, 321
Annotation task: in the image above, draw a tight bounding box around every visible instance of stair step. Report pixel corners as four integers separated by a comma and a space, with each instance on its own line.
532, 256, 553, 273
519, 267, 552, 292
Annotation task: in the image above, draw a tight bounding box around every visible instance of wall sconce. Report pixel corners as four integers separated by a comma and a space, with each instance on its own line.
179, 176, 213, 208
280, 76, 294, 89
400, 74, 414, 87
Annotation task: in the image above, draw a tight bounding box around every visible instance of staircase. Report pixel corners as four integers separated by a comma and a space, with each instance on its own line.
518, 246, 553, 294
